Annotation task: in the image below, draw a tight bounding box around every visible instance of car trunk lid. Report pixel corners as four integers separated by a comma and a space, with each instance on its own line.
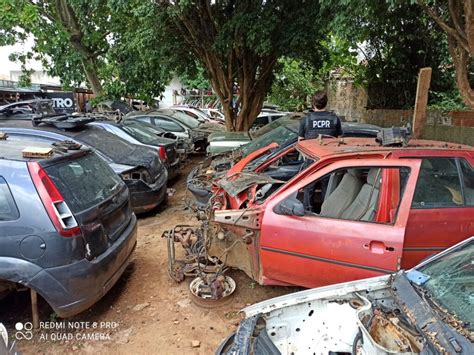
41, 151, 132, 259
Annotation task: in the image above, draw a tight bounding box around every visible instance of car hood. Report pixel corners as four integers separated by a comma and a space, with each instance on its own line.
216, 172, 283, 198
194, 123, 225, 135
109, 162, 136, 174
243, 275, 390, 318
208, 131, 251, 142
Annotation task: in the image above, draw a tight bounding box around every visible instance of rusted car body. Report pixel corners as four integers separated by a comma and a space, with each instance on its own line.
168, 137, 474, 290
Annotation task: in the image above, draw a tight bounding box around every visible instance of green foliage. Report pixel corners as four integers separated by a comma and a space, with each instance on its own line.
158, 0, 330, 130
179, 64, 211, 90
0, 0, 170, 101
17, 66, 34, 87
322, 0, 457, 109
318, 35, 365, 85
267, 58, 321, 111
429, 91, 468, 113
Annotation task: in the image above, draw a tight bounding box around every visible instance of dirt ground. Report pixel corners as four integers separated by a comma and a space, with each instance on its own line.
1, 156, 297, 354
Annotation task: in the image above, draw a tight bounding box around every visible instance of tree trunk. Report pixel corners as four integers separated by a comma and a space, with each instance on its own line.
448, 37, 474, 108
55, 0, 103, 96
420, 0, 474, 109
82, 57, 103, 96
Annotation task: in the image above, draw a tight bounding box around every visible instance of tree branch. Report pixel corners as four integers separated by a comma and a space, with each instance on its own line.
448, 0, 466, 41
418, 0, 470, 53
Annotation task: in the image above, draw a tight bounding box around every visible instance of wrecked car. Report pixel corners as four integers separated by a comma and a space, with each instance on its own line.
166, 136, 473, 295
91, 120, 181, 179
217, 237, 474, 354
127, 109, 219, 152
0, 101, 168, 214
0, 137, 137, 318
206, 113, 302, 155
187, 121, 381, 209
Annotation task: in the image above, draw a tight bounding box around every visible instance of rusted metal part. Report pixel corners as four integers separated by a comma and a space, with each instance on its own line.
31, 289, 39, 330
216, 172, 282, 198
206, 221, 261, 281
213, 209, 263, 229
163, 224, 232, 288
368, 308, 423, 353
163, 225, 209, 282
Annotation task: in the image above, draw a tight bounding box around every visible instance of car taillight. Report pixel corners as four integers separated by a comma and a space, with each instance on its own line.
27, 162, 81, 237
159, 147, 168, 162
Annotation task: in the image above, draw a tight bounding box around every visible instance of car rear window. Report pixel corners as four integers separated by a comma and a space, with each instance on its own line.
44, 153, 123, 213
0, 177, 19, 221
121, 122, 161, 145
76, 129, 136, 160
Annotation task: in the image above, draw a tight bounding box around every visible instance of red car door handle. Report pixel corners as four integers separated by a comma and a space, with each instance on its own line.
364, 241, 395, 254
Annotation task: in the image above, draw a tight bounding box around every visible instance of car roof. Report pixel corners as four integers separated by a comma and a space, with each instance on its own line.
0, 99, 52, 112
0, 118, 99, 137
0, 134, 88, 162
297, 137, 474, 160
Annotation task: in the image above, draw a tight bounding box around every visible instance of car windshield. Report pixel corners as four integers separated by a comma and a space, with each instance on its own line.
250, 115, 300, 139
417, 240, 473, 330
241, 123, 299, 157
121, 122, 160, 145
170, 111, 200, 129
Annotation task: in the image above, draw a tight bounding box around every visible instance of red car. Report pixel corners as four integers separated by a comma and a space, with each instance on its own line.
170, 137, 474, 290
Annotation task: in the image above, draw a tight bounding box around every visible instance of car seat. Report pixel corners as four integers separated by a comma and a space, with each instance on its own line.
341, 168, 381, 221
319, 169, 364, 218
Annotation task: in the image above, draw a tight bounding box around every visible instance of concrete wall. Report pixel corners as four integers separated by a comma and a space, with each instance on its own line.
362, 109, 474, 146
326, 77, 368, 122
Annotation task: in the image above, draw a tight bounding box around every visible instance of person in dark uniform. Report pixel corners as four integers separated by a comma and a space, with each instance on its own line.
299, 91, 342, 140
299, 91, 342, 211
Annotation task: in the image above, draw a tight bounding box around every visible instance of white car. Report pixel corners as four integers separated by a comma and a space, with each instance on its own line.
217, 237, 473, 354
202, 108, 225, 122
171, 105, 216, 123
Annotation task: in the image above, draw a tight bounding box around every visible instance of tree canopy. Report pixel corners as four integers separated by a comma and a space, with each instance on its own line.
0, 0, 171, 102
0, 0, 472, 130
156, 0, 328, 130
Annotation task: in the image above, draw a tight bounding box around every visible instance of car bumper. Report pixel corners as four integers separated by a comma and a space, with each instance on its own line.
186, 166, 212, 209
166, 157, 181, 180
127, 169, 168, 214
30, 215, 138, 318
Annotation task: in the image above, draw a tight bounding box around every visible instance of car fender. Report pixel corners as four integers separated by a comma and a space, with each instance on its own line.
0, 257, 67, 308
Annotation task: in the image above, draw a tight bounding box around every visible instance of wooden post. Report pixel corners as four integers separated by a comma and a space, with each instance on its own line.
30, 289, 39, 329
412, 67, 432, 139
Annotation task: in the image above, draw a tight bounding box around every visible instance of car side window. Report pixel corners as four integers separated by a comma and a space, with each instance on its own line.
253, 116, 269, 128
0, 177, 20, 221
136, 117, 151, 124
460, 159, 474, 206
296, 167, 409, 224
412, 158, 463, 208
154, 117, 184, 132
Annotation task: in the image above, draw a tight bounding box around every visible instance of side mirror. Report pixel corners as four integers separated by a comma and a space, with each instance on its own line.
274, 196, 305, 217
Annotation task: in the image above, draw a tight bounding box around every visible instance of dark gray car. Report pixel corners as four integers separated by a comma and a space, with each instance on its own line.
0, 136, 137, 317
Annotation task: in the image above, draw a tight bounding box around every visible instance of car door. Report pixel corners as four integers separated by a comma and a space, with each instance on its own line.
402, 157, 474, 268
259, 158, 421, 288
